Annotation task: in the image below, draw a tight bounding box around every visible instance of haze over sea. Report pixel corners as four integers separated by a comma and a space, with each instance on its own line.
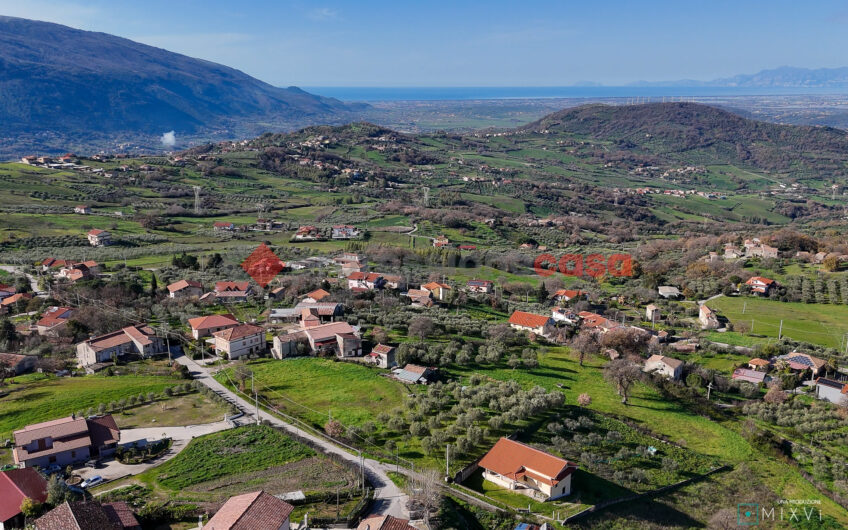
305, 86, 848, 102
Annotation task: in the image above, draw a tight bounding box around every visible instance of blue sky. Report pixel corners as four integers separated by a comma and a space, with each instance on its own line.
2, 0, 848, 86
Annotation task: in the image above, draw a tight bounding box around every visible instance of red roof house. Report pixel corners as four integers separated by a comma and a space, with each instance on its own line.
478, 438, 577, 500
206, 490, 294, 530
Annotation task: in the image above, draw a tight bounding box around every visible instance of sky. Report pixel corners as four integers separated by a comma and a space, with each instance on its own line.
2, 0, 848, 87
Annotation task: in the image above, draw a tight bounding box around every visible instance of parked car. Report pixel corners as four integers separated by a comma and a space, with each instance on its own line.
80, 475, 103, 488
0, 464, 18, 472
44, 464, 62, 475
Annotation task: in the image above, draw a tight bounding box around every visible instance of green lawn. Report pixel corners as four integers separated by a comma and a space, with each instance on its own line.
139, 425, 314, 491
113, 392, 231, 429
215, 358, 407, 428
0, 373, 186, 440
706, 295, 848, 349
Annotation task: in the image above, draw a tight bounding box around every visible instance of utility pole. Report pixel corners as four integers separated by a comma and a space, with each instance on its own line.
778, 319, 783, 340
742, 301, 746, 314
252, 373, 259, 425
706, 382, 713, 400
446, 444, 450, 478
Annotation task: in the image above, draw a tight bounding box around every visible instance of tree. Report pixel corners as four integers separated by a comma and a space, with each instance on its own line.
324, 420, 345, 439
233, 363, 253, 393
570, 331, 600, 366
46, 474, 69, 506
577, 393, 592, 407
371, 327, 388, 345
763, 382, 788, 404
408, 316, 434, 343
603, 359, 642, 405
20, 497, 42, 519
150, 273, 158, 296
412, 469, 443, 527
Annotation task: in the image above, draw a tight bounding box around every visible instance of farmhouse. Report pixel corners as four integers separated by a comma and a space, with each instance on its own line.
404, 289, 434, 307
643, 355, 683, 380
74, 205, 91, 214
578, 311, 621, 333
815, 378, 848, 404
509, 311, 553, 335
206, 490, 294, 530
347, 272, 384, 290
87, 229, 111, 246
1, 292, 32, 309
213, 221, 235, 231
268, 302, 343, 324
777, 352, 827, 377
645, 304, 660, 322
745, 276, 776, 295
0, 284, 15, 302
698, 305, 719, 329
381, 274, 406, 290
13, 415, 120, 469
76, 324, 165, 366
748, 358, 770, 371
215, 281, 252, 302
433, 235, 450, 248
272, 322, 361, 359
167, 279, 203, 299
331, 225, 360, 239
293, 225, 322, 241
0, 468, 48, 530
188, 313, 239, 340
421, 281, 451, 301
366, 344, 397, 368
551, 307, 580, 325
478, 437, 577, 501
552, 289, 586, 303
213, 324, 266, 360
466, 279, 494, 293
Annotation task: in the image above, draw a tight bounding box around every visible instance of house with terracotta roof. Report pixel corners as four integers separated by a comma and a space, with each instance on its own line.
293, 225, 323, 241
213, 324, 265, 360
748, 358, 771, 371
403, 289, 434, 307
213, 221, 236, 231
552, 289, 586, 303
214, 281, 252, 302
746, 276, 776, 295
272, 322, 361, 359
302, 288, 330, 303
357, 514, 417, 530
188, 314, 239, 340
268, 302, 344, 324
478, 437, 578, 501
366, 344, 397, 369
643, 355, 683, 380
381, 274, 406, 291
0, 468, 47, 530
421, 281, 451, 301
815, 377, 848, 404
776, 352, 827, 377
331, 225, 360, 240
167, 279, 203, 299
578, 311, 621, 334
508, 311, 553, 335
87, 229, 111, 247
74, 205, 91, 215
391, 364, 436, 384
698, 305, 720, 329
13, 415, 119, 469
34, 500, 140, 530
432, 235, 450, 248
0, 284, 16, 302
0, 292, 32, 310
0, 353, 37, 375
347, 272, 384, 290
75, 324, 165, 366
466, 279, 494, 293
205, 490, 293, 530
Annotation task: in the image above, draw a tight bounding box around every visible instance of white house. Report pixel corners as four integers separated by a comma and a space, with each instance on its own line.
643, 354, 683, 380
167, 279, 203, 299
508, 311, 553, 335
815, 378, 848, 405
213, 324, 265, 360
87, 229, 111, 247
478, 437, 577, 501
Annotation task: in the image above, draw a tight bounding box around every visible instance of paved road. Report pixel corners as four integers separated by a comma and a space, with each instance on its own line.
0, 265, 45, 296
174, 353, 410, 519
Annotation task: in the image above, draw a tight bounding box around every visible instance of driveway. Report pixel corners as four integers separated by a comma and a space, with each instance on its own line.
174, 353, 410, 519
0, 265, 45, 296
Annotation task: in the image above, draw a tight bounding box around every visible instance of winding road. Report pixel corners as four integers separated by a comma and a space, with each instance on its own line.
174, 353, 410, 519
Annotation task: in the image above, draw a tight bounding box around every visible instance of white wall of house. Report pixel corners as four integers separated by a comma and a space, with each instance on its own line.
216, 332, 265, 360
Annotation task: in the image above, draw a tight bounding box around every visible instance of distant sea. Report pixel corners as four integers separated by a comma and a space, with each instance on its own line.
304, 86, 848, 102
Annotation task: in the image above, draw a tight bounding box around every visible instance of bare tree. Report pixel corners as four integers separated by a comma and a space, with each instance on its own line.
570, 331, 600, 366
411, 468, 443, 527
603, 359, 642, 405
408, 316, 434, 343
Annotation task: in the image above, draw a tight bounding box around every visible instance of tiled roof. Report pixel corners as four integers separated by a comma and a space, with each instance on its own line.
372, 344, 395, 355
553, 289, 584, 299
732, 368, 767, 383
779, 352, 826, 370
478, 438, 576, 487
1, 293, 32, 306
35, 501, 122, 530
646, 354, 683, 370
508, 311, 551, 329
167, 279, 202, 293
815, 377, 845, 390
88, 229, 107, 236
216, 281, 250, 292
422, 281, 450, 290
347, 271, 368, 280
746, 276, 775, 285
214, 324, 264, 342
83, 325, 156, 352
206, 490, 294, 530
101, 501, 141, 529
188, 314, 239, 331
36, 306, 74, 330
467, 279, 493, 286
357, 514, 417, 530
0, 468, 48, 522
0, 352, 30, 369
305, 289, 330, 301
303, 322, 357, 342
748, 358, 770, 366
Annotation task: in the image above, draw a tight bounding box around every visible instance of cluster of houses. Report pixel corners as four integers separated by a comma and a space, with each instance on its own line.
42, 257, 102, 283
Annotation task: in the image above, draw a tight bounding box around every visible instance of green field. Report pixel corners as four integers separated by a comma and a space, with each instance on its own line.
215, 358, 408, 428
142, 425, 314, 491
706, 295, 848, 350
0, 373, 186, 440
